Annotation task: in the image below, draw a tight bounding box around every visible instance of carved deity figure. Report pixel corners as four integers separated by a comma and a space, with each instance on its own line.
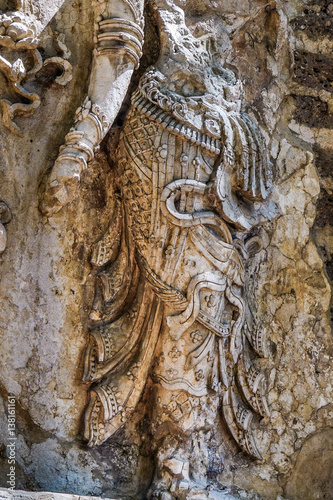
42, 0, 277, 497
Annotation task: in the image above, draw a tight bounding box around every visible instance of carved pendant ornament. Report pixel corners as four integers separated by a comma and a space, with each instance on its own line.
83, 67, 273, 463
0, 4, 72, 136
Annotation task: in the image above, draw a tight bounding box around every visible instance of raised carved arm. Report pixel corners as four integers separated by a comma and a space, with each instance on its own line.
41, 0, 145, 216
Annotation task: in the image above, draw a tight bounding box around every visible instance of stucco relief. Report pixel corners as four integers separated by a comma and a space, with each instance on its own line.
83, 67, 276, 496
0, 0, 329, 498
40, 0, 281, 497
0, 2, 72, 135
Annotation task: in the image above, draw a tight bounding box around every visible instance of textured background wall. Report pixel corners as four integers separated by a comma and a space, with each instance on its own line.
0, 1, 332, 499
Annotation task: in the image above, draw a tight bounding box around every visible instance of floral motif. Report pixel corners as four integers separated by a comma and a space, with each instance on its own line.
195, 369, 205, 381
190, 330, 204, 344
127, 363, 141, 381
168, 346, 182, 362
165, 244, 175, 258
180, 153, 189, 169
74, 96, 109, 131
207, 351, 214, 363
192, 156, 202, 169
183, 257, 196, 268
165, 368, 178, 378
150, 235, 164, 249
205, 294, 217, 308
156, 144, 168, 161
126, 308, 137, 319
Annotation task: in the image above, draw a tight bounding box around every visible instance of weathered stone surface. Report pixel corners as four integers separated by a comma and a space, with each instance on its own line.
0, 0, 332, 499
284, 429, 333, 500
0, 488, 117, 500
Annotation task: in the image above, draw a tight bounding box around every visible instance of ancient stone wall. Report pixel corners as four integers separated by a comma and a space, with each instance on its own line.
0, 1, 332, 499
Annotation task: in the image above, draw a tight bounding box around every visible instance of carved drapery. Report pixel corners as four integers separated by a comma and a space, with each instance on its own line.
82, 67, 273, 464
39, 0, 279, 494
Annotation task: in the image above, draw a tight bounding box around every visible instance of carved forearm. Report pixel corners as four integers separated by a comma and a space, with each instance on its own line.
41, 0, 144, 215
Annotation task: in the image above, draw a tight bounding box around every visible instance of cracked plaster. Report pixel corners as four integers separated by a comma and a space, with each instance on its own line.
0, 1, 332, 499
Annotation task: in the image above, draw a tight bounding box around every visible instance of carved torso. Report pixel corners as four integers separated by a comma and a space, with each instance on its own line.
119, 69, 245, 396
83, 67, 271, 463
